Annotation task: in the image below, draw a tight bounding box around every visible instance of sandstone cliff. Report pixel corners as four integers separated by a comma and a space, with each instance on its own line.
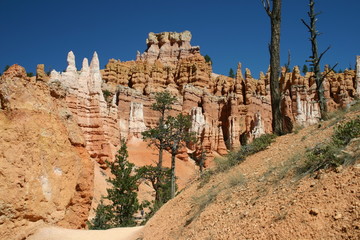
0, 65, 94, 240
101, 31, 360, 165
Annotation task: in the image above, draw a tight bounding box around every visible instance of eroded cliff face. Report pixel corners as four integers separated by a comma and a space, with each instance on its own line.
49, 52, 118, 168
45, 31, 360, 167
0, 65, 93, 240
100, 31, 359, 164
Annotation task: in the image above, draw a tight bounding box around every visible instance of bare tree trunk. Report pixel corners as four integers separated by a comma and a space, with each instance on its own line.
170, 153, 176, 199
158, 147, 163, 169
302, 0, 336, 119
262, 0, 284, 135
308, 0, 326, 118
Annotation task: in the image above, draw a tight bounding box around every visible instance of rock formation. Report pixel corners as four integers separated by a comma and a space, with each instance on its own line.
137, 31, 198, 66
50, 52, 117, 167
66, 32, 360, 162
36, 64, 49, 82
0, 65, 93, 239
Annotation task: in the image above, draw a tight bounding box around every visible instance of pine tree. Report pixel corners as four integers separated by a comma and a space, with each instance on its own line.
87, 140, 141, 229
3, 65, 10, 73
302, 64, 308, 75
228, 68, 235, 78
87, 199, 112, 230
204, 54, 212, 64
164, 113, 196, 198
142, 91, 176, 206
106, 140, 141, 227
136, 165, 173, 220
143, 91, 176, 169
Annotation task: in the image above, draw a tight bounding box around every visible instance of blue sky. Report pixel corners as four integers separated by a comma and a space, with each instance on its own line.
1, 0, 359, 78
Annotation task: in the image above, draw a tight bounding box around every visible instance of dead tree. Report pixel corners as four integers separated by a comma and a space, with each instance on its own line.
262, 0, 285, 135
301, 0, 338, 119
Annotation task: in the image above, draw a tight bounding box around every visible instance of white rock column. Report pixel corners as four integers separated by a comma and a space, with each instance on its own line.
129, 102, 147, 137
190, 107, 206, 136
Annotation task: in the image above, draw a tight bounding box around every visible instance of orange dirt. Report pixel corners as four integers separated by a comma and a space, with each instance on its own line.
141, 110, 360, 239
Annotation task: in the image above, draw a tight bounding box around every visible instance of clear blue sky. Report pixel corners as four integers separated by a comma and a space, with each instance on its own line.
1, 0, 359, 78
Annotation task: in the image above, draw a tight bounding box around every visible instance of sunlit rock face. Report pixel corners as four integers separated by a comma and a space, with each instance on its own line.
0, 65, 93, 239
51, 32, 359, 163
138, 30, 196, 66
49, 51, 114, 167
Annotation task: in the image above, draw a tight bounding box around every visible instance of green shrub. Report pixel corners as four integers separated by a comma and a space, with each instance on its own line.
214, 154, 242, 172
227, 172, 246, 188
298, 143, 341, 175
241, 134, 276, 156
332, 116, 360, 146
215, 134, 276, 172
297, 116, 360, 177
204, 54, 212, 64
102, 89, 112, 101
198, 169, 214, 188
185, 187, 218, 226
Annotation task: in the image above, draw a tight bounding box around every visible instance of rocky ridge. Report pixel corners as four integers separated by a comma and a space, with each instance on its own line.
51, 31, 360, 167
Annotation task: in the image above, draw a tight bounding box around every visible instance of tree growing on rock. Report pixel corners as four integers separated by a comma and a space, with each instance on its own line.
261, 0, 285, 135
87, 140, 141, 229
301, 0, 338, 119
302, 64, 309, 75
228, 68, 235, 78
164, 113, 196, 198
143, 91, 176, 169
142, 91, 176, 206
204, 54, 212, 64
3, 65, 10, 73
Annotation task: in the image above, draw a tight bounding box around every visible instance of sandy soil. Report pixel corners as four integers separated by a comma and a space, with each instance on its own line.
142, 110, 360, 239
27, 226, 143, 240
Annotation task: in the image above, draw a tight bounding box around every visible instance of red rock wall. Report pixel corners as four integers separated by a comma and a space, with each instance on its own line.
49, 32, 360, 167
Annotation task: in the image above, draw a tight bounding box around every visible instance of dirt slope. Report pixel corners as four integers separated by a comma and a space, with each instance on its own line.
141, 110, 360, 239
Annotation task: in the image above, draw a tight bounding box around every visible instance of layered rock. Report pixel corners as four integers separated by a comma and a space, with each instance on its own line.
36, 64, 49, 82
137, 31, 199, 66
0, 65, 93, 239
80, 32, 360, 160
35, 32, 358, 167
50, 52, 118, 167
102, 33, 212, 96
